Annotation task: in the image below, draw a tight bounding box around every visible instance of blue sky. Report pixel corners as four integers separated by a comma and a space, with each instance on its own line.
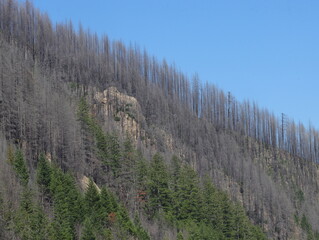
25, 0, 319, 128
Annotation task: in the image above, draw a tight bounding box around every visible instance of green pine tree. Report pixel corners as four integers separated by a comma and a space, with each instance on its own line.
117, 205, 135, 235
173, 165, 202, 222
77, 97, 90, 123
84, 179, 100, 217
36, 153, 51, 195
220, 193, 236, 239
232, 204, 251, 239
188, 222, 222, 240
147, 153, 172, 216
14, 189, 47, 240
176, 231, 184, 240
96, 186, 112, 229
49, 167, 82, 239
13, 149, 29, 186
171, 155, 182, 191
133, 214, 150, 240
202, 178, 223, 227
81, 219, 96, 240
136, 154, 149, 192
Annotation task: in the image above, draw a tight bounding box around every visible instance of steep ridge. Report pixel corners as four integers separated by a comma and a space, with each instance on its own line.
92, 86, 319, 239
0, 0, 319, 239
0, 34, 266, 239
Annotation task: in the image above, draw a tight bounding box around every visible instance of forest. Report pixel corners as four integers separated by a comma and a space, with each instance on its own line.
1, 0, 319, 163
0, 0, 319, 239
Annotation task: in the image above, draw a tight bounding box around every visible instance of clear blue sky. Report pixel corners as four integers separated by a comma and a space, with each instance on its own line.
24, 0, 319, 128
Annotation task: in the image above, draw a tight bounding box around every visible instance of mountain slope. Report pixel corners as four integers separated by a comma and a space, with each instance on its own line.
0, 0, 319, 239
0, 24, 266, 239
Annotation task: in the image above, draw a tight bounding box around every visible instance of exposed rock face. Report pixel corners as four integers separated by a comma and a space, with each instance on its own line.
45, 153, 52, 163
94, 87, 184, 161
94, 87, 146, 141
81, 175, 101, 193
94, 87, 170, 154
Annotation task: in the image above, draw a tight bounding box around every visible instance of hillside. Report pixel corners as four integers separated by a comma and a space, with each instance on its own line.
0, 0, 319, 239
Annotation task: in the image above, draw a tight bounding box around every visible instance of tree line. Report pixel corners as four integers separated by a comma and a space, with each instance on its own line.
2, 147, 150, 240
1, 142, 266, 239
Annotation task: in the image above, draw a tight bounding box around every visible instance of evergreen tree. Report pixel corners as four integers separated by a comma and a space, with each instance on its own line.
173, 165, 202, 222
14, 189, 47, 240
220, 193, 236, 239
77, 97, 90, 124
109, 190, 119, 213
77, 98, 109, 166
84, 179, 100, 217
176, 231, 184, 240
202, 178, 223, 227
81, 219, 96, 240
232, 204, 251, 239
133, 214, 150, 240
48, 220, 74, 240
12, 149, 29, 186
49, 167, 83, 239
147, 153, 172, 216
250, 225, 267, 240
117, 205, 135, 235
188, 222, 223, 240
95, 186, 112, 230
171, 155, 182, 191
136, 154, 148, 191
36, 153, 51, 196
